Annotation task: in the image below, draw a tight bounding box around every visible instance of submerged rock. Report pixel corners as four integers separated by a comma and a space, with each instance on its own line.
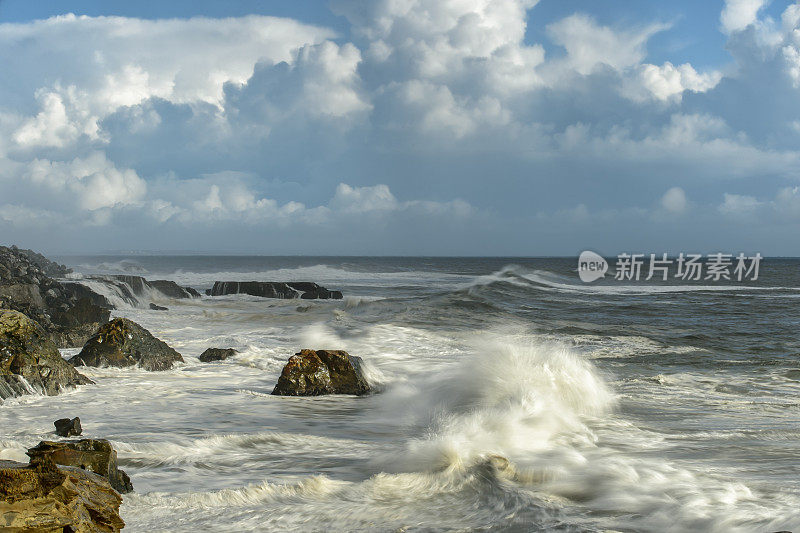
207, 281, 343, 300
27, 439, 133, 494
272, 349, 370, 396
69, 318, 183, 371
0, 309, 93, 402
54, 417, 82, 437
0, 456, 125, 532
149, 303, 169, 311
198, 347, 238, 362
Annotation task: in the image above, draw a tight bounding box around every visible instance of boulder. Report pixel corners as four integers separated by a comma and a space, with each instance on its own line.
208, 281, 343, 300
26, 440, 133, 494
0, 455, 124, 532
54, 417, 82, 437
0, 309, 93, 402
69, 318, 183, 371
149, 303, 168, 311
198, 348, 238, 362
272, 349, 370, 396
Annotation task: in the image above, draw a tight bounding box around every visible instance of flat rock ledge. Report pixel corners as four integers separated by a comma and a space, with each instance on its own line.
272, 349, 370, 396
206, 281, 343, 300
69, 318, 183, 371
27, 439, 133, 495
0, 456, 124, 533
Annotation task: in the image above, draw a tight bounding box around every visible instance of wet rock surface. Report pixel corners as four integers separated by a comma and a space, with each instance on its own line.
0, 245, 109, 348
272, 349, 371, 396
0, 454, 125, 532
0, 309, 93, 402
26, 439, 133, 495
198, 347, 238, 362
54, 417, 82, 437
69, 318, 184, 371
207, 281, 343, 299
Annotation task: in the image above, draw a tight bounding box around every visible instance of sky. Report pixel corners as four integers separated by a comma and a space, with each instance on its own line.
0, 0, 799, 256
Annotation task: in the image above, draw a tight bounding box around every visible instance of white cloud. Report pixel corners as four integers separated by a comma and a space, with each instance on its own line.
661, 187, 688, 213
719, 193, 762, 214
546, 14, 667, 75
720, 0, 769, 34
23, 152, 146, 211
634, 62, 722, 102
1, 14, 334, 150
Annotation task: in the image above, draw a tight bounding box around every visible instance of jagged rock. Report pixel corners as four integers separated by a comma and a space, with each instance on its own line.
208, 281, 343, 300
149, 303, 168, 311
9, 245, 72, 278
0, 309, 93, 402
0, 456, 125, 532
69, 318, 183, 371
26, 440, 133, 494
272, 349, 370, 396
54, 417, 82, 437
198, 348, 238, 362
0, 245, 109, 348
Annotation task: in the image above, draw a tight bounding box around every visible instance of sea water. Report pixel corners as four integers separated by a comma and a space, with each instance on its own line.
1, 256, 799, 532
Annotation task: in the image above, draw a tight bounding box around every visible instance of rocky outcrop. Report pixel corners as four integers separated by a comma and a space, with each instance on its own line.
0, 454, 124, 532
54, 417, 82, 437
9, 246, 72, 278
198, 348, 238, 362
1, 309, 93, 402
149, 303, 168, 311
207, 281, 343, 300
272, 349, 370, 396
69, 318, 183, 371
27, 440, 133, 494
0, 245, 109, 348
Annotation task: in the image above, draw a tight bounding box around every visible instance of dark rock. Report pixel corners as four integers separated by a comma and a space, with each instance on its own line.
208, 281, 343, 300
69, 318, 183, 371
329, 290, 343, 299
0, 309, 93, 402
0, 456, 124, 532
149, 303, 169, 311
0, 245, 109, 348
149, 279, 200, 299
54, 417, 82, 437
27, 439, 133, 494
272, 349, 371, 396
199, 347, 238, 362
9, 245, 72, 278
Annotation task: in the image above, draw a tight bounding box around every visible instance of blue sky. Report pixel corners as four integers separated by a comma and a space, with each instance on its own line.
0, 0, 799, 255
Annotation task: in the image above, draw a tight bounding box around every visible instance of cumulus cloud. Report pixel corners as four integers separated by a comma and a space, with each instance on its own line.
2, 2, 800, 254
721, 0, 769, 34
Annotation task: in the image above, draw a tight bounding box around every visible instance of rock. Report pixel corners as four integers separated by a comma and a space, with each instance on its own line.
9, 245, 72, 278
0, 457, 125, 532
0, 309, 93, 402
69, 318, 183, 371
27, 439, 133, 494
54, 417, 82, 437
0, 245, 109, 348
272, 349, 370, 396
149, 279, 201, 299
198, 348, 238, 362
149, 303, 168, 311
208, 281, 343, 300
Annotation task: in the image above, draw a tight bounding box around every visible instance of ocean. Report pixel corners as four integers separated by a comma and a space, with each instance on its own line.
1, 256, 799, 532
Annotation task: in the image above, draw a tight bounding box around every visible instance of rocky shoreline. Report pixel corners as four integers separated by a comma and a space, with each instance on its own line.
1, 244, 368, 530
